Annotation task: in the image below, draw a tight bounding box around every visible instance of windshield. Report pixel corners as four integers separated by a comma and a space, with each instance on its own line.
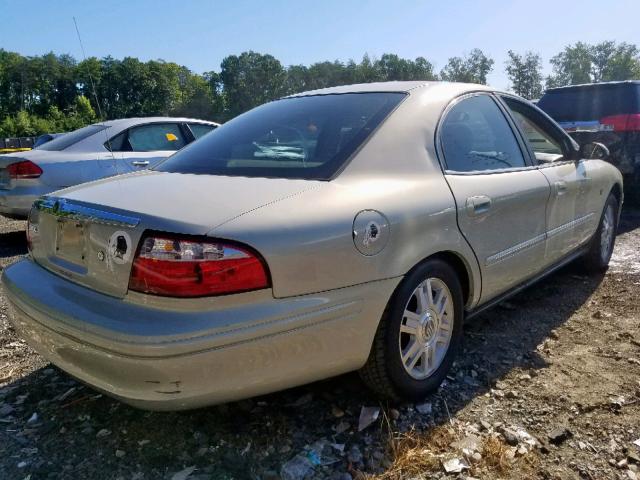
155, 92, 406, 180
538, 84, 640, 122
36, 124, 108, 151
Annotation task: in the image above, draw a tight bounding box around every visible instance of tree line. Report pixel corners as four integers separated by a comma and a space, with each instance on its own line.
1, 40, 639, 137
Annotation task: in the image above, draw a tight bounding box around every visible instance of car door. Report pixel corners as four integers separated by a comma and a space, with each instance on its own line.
499, 96, 596, 262
438, 93, 551, 303
109, 123, 188, 172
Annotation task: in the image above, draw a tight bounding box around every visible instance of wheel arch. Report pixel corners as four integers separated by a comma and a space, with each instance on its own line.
608, 181, 623, 224
404, 250, 475, 308
610, 181, 623, 208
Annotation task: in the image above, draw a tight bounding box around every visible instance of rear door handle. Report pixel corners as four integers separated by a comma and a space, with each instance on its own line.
554, 181, 567, 195
131, 161, 150, 167
466, 195, 492, 216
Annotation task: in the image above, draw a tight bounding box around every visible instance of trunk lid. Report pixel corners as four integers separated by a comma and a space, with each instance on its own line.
28, 170, 321, 297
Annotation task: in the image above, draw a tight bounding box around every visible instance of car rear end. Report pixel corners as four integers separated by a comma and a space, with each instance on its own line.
537, 82, 640, 197
0, 154, 49, 219
0, 90, 411, 409
1, 188, 395, 410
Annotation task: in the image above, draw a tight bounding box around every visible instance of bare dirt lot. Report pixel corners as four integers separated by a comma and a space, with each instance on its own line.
1, 210, 639, 480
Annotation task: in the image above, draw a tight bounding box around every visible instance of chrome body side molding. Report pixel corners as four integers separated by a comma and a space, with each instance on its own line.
485, 233, 547, 266
485, 213, 595, 267
547, 212, 594, 238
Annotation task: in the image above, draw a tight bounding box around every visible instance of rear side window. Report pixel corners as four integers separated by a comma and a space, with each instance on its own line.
189, 123, 216, 139
538, 84, 640, 122
440, 95, 526, 172
155, 93, 406, 180
36, 125, 107, 151
127, 123, 186, 151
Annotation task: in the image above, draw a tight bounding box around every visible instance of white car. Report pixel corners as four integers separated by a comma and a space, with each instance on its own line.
0, 117, 219, 219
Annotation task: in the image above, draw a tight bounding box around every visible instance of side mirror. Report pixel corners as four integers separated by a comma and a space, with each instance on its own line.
579, 142, 610, 160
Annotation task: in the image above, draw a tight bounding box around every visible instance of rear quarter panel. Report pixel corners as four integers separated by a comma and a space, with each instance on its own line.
210, 175, 480, 304
210, 84, 488, 304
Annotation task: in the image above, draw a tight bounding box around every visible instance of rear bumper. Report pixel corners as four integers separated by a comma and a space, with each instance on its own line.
2, 259, 400, 410
0, 185, 51, 218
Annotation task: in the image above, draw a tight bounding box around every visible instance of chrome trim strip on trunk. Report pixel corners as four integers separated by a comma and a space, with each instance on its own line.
34, 197, 140, 228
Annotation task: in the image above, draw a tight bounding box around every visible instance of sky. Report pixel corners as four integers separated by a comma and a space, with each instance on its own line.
2, 0, 640, 90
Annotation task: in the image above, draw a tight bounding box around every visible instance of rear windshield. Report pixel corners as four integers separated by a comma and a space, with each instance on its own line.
538, 84, 640, 122
36, 124, 108, 151
155, 92, 406, 180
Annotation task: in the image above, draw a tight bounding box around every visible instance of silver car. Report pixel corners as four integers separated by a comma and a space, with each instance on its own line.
1, 82, 622, 410
0, 117, 218, 219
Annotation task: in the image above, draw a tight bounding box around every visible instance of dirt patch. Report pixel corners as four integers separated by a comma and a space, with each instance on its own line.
0, 211, 639, 480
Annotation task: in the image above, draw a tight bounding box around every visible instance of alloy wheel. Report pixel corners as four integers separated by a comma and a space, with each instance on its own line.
600, 204, 615, 261
398, 277, 454, 380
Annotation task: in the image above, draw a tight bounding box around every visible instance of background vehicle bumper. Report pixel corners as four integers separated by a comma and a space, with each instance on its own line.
1, 259, 400, 410
0, 185, 50, 218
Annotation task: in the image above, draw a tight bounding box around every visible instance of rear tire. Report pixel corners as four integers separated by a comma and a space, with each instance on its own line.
583, 193, 618, 273
359, 258, 464, 401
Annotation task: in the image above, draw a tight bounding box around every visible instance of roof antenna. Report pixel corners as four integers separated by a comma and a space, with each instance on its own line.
73, 16, 105, 121
72, 17, 119, 174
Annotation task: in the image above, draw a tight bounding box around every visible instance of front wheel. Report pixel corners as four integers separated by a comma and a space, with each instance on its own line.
583, 193, 618, 272
359, 259, 464, 401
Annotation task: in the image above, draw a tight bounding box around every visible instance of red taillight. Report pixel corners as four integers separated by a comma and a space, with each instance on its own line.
128, 235, 270, 297
600, 114, 640, 132
7, 160, 43, 179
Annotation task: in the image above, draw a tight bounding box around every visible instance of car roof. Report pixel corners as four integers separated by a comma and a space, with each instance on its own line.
545, 80, 640, 93
94, 117, 220, 129
285, 81, 494, 98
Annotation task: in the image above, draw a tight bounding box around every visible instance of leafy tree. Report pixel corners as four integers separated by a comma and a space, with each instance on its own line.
354, 54, 378, 83
172, 71, 222, 119
547, 42, 594, 87
440, 49, 494, 84
76, 56, 105, 116
283, 64, 311, 95
547, 41, 640, 87
305, 60, 354, 90
71, 95, 97, 124
0, 49, 28, 116
376, 54, 436, 81
591, 41, 640, 82
220, 51, 286, 119
4, 42, 639, 135
505, 50, 544, 99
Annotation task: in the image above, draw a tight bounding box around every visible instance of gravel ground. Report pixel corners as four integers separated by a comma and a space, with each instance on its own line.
0, 209, 639, 480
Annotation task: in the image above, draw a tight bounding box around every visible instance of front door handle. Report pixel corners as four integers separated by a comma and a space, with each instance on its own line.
131, 161, 150, 167
466, 195, 492, 216
554, 180, 567, 195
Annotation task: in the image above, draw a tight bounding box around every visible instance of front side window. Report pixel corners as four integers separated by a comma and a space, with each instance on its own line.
502, 97, 565, 162
440, 95, 526, 172
155, 92, 406, 180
